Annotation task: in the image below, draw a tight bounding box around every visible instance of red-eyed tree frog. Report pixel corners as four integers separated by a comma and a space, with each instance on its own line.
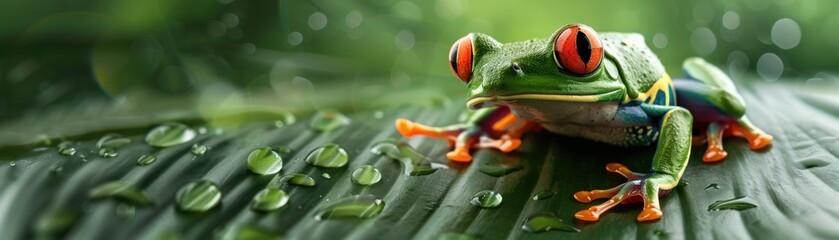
393, 24, 773, 222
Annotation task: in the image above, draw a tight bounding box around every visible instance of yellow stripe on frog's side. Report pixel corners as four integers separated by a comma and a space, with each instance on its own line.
623, 74, 675, 106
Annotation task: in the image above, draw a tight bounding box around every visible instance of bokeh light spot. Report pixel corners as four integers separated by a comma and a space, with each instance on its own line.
309, 12, 328, 30
771, 18, 801, 50
690, 27, 716, 56
288, 32, 303, 46
722, 11, 740, 30
345, 11, 363, 28
653, 33, 668, 49
395, 30, 415, 51
757, 53, 783, 81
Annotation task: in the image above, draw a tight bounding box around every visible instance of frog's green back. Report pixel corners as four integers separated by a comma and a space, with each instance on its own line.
600, 32, 667, 100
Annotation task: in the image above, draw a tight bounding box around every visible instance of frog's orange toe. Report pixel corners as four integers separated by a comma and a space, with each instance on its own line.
605, 163, 626, 172
446, 147, 472, 162
497, 139, 521, 153
395, 119, 416, 138
574, 191, 596, 203
637, 206, 663, 222
575, 209, 600, 222
702, 146, 728, 163
749, 134, 773, 150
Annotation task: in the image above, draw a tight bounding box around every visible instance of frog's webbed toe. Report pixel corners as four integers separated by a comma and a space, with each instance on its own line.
574, 163, 675, 222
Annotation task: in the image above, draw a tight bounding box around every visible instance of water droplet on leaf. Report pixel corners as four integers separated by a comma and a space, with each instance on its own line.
708, 196, 757, 211
532, 190, 555, 200
351, 165, 382, 186
175, 180, 222, 212
521, 212, 580, 233
57, 142, 76, 156
309, 110, 350, 132
470, 190, 502, 208
371, 140, 447, 176
251, 187, 289, 211
145, 123, 196, 147
137, 154, 156, 166
306, 144, 348, 168
191, 143, 208, 156
314, 194, 384, 220
98, 148, 118, 158
705, 183, 720, 190
97, 134, 131, 149
247, 147, 283, 175
281, 174, 316, 187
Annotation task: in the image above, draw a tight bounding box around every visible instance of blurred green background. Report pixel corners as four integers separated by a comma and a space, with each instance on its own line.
1, 0, 837, 123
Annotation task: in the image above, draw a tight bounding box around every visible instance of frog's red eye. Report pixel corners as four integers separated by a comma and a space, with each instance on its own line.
449, 36, 473, 83
553, 24, 603, 75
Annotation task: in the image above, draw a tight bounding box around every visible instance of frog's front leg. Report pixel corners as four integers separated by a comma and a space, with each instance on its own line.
574, 104, 692, 222
394, 106, 537, 162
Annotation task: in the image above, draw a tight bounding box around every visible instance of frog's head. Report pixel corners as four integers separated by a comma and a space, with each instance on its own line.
450, 24, 626, 109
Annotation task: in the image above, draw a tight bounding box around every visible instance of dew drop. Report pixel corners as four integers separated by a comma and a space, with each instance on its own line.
309, 110, 351, 132
99, 148, 118, 158
521, 212, 580, 233
58, 142, 76, 156
145, 122, 196, 147
88, 181, 152, 206
306, 144, 348, 168
9, 161, 16, 167
322, 173, 331, 179
314, 194, 385, 220
470, 190, 502, 208
371, 140, 447, 176
247, 147, 283, 175
137, 154, 156, 166
705, 183, 720, 190
191, 143, 208, 156
281, 174, 316, 187
97, 134, 131, 149
351, 165, 382, 186
478, 162, 523, 177
175, 180, 222, 212
251, 187, 289, 211
707, 196, 758, 211
532, 190, 555, 200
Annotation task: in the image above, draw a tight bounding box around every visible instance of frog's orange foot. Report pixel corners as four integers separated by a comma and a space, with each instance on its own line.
573, 163, 644, 203
395, 119, 417, 138
703, 145, 728, 163
446, 146, 472, 162
696, 120, 773, 163
478, 135, 521, 153
574, 163, 670, 222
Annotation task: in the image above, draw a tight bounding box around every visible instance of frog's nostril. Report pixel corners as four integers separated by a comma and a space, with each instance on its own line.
511, 62, 522, 72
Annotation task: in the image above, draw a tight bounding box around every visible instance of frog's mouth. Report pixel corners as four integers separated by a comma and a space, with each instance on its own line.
466, 89, 624, 109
